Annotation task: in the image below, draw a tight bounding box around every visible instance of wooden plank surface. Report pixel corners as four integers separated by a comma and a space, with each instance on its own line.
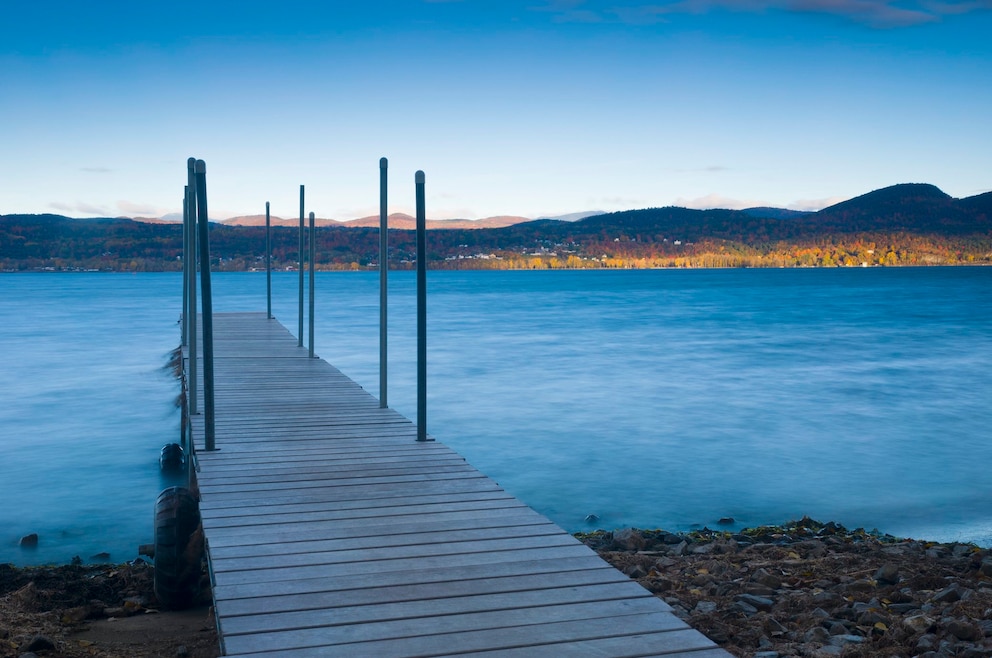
190, 313, 727, 657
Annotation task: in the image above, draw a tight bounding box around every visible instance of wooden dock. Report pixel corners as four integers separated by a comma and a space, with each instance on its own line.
190, 312, 728, 657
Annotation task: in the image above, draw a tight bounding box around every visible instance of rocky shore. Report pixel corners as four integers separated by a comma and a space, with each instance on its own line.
580, 517, 992, 657
3, 517, 992, 657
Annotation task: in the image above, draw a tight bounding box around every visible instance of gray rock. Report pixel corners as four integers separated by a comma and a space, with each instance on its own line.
670, 540, 688, 556
916, 633, 939, 651
874, 562, 900, 584
828, 621, 849, 635
734, 593, 774, 611
931, 583, 969, 603
947, 618, 982, 641
624, 564, 647, 578
828, 634, 866, 646
903, 614, 936, 633
693, 600, 718, 614
804, 626, 831, 643
979, 619, 992, 637
612, 527, 646, 550
812, 645, 843, 657
753, 652, 780, 658
752, 567, 782, 589
731, 600, 758, 616
18, 534, 38, 548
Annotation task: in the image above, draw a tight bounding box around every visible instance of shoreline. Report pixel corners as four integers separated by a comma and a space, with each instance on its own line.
4, 517, 992, 657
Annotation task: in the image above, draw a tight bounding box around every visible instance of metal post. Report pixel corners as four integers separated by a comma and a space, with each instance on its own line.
186, 158, 198, 416
379, 157, 388, 408
194, 159, 216, 451
298, 185, 305, 347
309, 211, 315, 358
266, 201, 272, 319
415, 170, 430, 442
181, 188, 188, 347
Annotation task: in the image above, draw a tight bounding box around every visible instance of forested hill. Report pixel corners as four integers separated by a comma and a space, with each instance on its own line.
2, 183, 990, 271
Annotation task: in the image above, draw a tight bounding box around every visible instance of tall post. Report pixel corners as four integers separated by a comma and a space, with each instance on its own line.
415, 170, 429, 442
308, 211, 315, 358
186, 158, 198, 416
194, 159, 216, 451
379, 157, 388, 408
298, 185, 305, 347
265, 201, 272, 319
181, 188, 189, 347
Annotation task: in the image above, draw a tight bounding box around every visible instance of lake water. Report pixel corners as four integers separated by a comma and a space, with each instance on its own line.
2, 268, 991, 565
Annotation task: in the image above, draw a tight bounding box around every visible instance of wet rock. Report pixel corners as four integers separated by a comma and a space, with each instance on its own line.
18, 534, 38, 548
717, 517, 735, 525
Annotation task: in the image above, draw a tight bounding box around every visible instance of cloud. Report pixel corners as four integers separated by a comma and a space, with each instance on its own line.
531, 0, 991, 27
787, 195, 848, 210
48, 200, 174, 218
673, 192, 768, 209
49, 201, 114, 216
80, 167, 112, 173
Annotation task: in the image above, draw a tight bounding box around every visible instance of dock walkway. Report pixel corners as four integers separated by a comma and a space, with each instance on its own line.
190, 312, 728, 657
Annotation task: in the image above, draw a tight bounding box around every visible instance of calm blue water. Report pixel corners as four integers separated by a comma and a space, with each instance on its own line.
2, 268, 991, 565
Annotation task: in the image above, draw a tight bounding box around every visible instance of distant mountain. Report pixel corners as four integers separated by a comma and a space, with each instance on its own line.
137, 212, 535, 230
742, 207, 813, 220
3, 183, 989, 271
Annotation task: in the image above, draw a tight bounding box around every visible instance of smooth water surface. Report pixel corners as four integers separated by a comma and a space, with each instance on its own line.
2, 268, 990, 564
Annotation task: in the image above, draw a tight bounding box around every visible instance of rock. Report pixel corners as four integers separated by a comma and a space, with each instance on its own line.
90, 551, 111, 560
932, 584, 969, 603
916, 633, 939, 651
694, 601, 718, 614
804, 626, 831, 643
903, 614, 936, 633
979, 619, 992, 637
734, 593, 774, 611
731, 600, 758, 616
690, 542, 716, 555
947, 618, 982, 641
753, 652, 780, 658
717, 517, 735, 525
21, 636, 55, 652
176, 646, 189, 658
624, 564, 647, 578
612, 527, 646, 550
828, 634, 866, 646
18, 533, 38, 548
812, 647, 842, 657
583, 514, 599, 523
752, 567, 782, 589
980, 559, 992, 578
828, 621, 849, 635
670, 540, 688, 556
874, 562, 900, 584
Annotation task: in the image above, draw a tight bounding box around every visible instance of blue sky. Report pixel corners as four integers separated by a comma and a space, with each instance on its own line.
1, 0, 990, 220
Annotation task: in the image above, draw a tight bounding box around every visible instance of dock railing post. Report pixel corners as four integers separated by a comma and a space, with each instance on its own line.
194, 159, 216, 451
266, 201, 272, 319
309, 211, 315, 358
186, 158, 198, 416
182, 188, 189, 347
298, 185, 305, 347
415, 170, 430, 442
379, 157, 388, 408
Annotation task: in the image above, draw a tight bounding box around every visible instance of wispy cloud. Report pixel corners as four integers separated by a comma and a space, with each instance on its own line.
531, 0, 991, 27
48, 200, 173, 218
787, 195, 848, 210
674, 192, 769, 209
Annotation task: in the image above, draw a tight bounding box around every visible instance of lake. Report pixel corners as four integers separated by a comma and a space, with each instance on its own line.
2, 267, 990, 565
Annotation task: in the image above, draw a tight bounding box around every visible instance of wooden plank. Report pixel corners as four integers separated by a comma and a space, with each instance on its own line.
187, 314, 728, 657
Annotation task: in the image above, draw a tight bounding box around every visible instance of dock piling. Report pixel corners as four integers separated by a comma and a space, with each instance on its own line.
379, 157, 388, 408
416, 170, 429, 442
194, 159, 216, 451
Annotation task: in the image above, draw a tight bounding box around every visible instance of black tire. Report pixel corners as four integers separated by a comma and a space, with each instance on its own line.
159, 443, 186, 471
153, 486, 201, 609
